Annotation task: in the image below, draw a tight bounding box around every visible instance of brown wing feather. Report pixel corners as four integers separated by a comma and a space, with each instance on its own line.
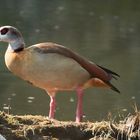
33, 43, 110, 80
33, 42, 120, 93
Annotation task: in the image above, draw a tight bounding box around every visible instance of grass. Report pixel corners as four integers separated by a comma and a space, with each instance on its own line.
0, 110, 139, 140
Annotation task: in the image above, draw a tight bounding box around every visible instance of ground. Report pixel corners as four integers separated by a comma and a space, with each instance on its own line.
0, 111, 139, 140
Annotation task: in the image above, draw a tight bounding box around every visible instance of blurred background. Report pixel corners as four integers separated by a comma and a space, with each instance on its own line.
0, 0, 140, 121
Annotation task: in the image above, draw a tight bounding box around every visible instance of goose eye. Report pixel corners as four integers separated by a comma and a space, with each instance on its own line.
1, 28, 9, 35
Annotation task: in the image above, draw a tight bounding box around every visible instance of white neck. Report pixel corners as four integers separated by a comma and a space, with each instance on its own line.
7, 38, 25, 52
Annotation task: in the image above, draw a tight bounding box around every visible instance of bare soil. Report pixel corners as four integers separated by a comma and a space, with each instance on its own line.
0, 111, 139, 140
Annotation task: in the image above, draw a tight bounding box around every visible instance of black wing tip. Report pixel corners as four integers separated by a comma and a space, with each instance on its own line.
112, 75, 118, 80
97, 65, 120, 78
111, 86, 120, 94
109, 71, 120, 78
113, 73, 120, 78
107, 82, 120, 94
96, 65, 120, 93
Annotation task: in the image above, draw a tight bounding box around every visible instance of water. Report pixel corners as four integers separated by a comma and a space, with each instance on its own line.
0, 0, 140, 121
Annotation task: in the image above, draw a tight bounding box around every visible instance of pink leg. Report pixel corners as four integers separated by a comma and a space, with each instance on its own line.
49, 96, 56, 119
76, 88, 84, 122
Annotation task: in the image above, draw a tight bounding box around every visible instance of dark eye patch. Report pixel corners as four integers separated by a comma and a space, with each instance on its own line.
1, 28, 9, 35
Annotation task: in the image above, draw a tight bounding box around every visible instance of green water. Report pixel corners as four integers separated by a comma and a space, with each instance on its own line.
0, 0, 140, 121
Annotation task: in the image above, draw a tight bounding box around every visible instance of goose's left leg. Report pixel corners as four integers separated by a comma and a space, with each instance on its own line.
75, 88, 84, 122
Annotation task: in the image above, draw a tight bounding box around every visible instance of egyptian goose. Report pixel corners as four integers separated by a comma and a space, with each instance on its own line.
0, 26, 120, 122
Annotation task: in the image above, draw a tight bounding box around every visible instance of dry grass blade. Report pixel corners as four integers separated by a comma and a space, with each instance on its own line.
0, 111, 139, 140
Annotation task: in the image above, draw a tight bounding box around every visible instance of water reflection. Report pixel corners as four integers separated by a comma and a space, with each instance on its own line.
0, 0, 140, 121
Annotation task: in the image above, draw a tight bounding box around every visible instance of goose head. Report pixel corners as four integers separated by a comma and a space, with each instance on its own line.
0, 26, 25, 51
